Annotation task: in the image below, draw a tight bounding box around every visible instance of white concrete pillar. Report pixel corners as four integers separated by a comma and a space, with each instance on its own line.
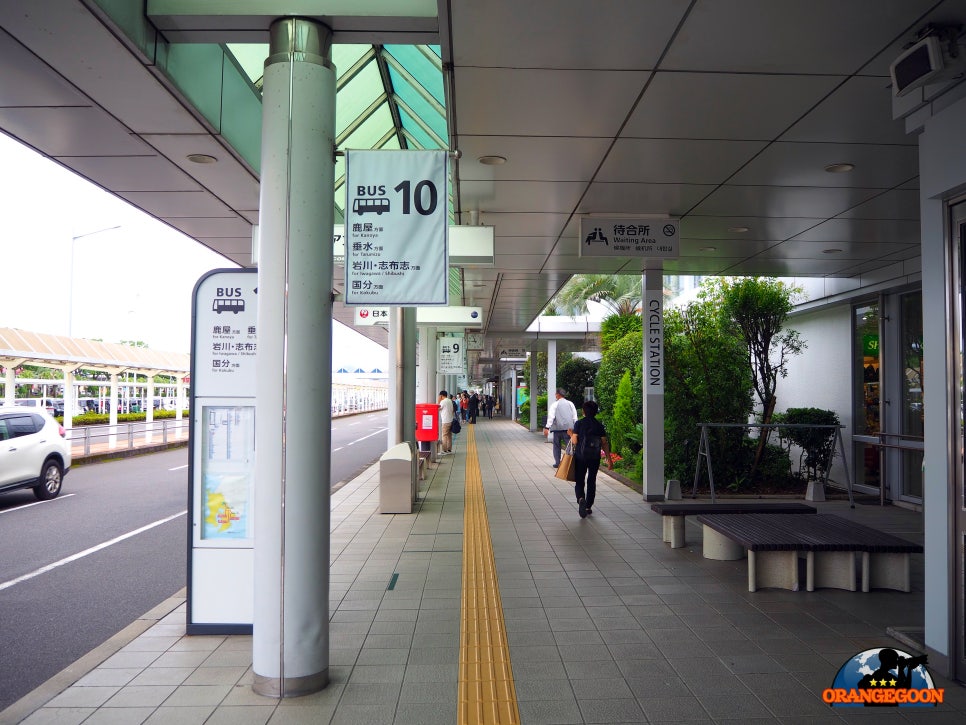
3, 364, 15, 406
252, 17, 334, 698
417, 326, 436, 404
388, 308, 416, 445
642, 269, 665, 501
546, 339, 557, 434
529, 345, 539, 432
108, 372, 119, 448
61, 366, 77, 430
145, 375, 155, 444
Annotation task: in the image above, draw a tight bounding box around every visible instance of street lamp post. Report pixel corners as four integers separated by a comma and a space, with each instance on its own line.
67, 225, 120, 338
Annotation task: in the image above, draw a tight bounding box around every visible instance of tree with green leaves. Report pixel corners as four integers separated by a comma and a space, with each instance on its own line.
600, 313, 641, 354
550, 274, 642, 316
664, 283, 754, 486
610, 370, 636, 458
718, 277, 805, 474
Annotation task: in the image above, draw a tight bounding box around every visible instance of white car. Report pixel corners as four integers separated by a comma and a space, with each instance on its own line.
0, 405, 71, 500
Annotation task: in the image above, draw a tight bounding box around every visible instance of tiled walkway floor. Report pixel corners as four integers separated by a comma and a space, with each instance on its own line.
5, 416, 965, 724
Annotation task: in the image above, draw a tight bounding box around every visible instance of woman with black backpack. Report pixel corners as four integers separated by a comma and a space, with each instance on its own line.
569, 400, 612, 518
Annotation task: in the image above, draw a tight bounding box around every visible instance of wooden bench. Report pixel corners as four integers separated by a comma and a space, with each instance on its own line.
695, 513, 923, 593
650, 502, 816, 549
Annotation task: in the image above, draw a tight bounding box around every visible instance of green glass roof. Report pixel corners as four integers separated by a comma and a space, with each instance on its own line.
225, 42, 449, 222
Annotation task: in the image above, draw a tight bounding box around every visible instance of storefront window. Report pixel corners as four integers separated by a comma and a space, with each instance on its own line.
854, 302, 880, 489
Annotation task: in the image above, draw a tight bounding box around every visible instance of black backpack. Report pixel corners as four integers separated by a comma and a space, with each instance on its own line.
577, 430, 602, 463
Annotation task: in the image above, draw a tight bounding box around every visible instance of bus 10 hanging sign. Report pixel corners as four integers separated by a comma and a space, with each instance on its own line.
344, 150, 449, 306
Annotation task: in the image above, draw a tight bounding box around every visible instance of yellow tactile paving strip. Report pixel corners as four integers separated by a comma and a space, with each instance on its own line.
459, 425, 521, 725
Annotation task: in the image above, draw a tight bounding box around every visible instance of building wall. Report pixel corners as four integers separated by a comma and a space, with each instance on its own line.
917, 91, 966, 663
780, 305, 853, 486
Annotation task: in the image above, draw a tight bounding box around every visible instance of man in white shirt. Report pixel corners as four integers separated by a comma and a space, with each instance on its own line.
543, 387, 578, 468
438, 390, 455, 453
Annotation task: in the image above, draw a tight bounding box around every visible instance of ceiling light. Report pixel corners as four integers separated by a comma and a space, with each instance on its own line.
187, 153, 218, 164
727, 226, 750, 233
478, 155, 507, 165
822, 248, 843, 254
699, 246, 718, 252
824, 162, 854, 173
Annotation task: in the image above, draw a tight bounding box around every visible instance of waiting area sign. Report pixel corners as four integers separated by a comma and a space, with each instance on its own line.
578, 216, 680, 259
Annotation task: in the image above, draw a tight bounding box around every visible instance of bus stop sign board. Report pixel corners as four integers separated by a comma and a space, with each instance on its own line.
344, 150, 449, 305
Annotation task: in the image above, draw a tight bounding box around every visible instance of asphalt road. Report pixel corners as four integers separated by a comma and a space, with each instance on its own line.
0, 410, 388, 712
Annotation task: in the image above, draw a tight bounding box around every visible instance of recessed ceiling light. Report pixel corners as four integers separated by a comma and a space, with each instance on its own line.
822, 248, 843, 254
824, 162, 854, 173
699, 246, 718, 252
727, 226, 750, 233
187, 153, 218, 164
478, 155, 507, 165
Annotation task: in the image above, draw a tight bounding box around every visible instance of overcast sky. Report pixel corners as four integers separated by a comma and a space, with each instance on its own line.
0, 133, 387, 370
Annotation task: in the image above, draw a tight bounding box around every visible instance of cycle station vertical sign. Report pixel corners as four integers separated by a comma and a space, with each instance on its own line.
188, 268, 258, 634
344, 149, 449, 306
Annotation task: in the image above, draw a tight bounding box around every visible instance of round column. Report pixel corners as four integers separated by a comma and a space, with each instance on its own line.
253, 17, 335, 698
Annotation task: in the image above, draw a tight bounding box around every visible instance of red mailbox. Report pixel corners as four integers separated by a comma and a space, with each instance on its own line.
415, 403, 439, 442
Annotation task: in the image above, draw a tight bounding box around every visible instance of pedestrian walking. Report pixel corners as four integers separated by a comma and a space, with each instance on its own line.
543, 387, 578, 468
570, 400, 612, 518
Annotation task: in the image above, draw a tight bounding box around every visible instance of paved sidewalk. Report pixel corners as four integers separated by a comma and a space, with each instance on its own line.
5, 416, 965, 724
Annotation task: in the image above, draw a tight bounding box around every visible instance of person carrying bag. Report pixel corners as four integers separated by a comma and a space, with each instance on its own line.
554, 441, 577, 482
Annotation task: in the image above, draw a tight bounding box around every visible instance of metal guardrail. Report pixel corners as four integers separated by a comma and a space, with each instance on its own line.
66, 419, 190, 457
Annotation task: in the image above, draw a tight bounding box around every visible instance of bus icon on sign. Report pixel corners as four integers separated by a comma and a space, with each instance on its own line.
352, 197, 390, 215
213, 298, 245, 314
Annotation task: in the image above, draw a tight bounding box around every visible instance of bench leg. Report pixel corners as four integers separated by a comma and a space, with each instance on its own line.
807, 551, 857, 592
703, 526, 745, 560
664, 516, 686, 548
864, 552, 911, 592
749, 550, 799, 592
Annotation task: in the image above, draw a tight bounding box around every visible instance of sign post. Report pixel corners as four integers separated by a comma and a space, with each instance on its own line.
188, 268, 258, 633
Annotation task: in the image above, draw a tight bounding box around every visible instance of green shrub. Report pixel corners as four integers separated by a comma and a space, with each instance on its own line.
772, 407, 840, 481
594, 331, 642, 430
600, 314, 641, 354
610, 370, 635, 457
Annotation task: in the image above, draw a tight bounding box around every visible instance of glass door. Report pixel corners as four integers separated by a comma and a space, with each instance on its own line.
853, 301, 881, 492
898, 291, 924, 499
951, 198, 966, 680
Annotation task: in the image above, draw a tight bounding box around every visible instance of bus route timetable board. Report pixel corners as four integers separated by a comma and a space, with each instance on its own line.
191, 269, 258, 398
344, 149, 449, 306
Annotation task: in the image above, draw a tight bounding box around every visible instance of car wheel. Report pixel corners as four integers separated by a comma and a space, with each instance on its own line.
33, 460, 63, 500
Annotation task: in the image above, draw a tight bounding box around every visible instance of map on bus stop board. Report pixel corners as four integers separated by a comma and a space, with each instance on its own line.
344, 150, 449, 306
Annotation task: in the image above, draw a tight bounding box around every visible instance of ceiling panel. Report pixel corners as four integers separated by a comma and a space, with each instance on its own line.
663, 0, 935, 74
598, 138, 767, 184
691, 185, 886, 218
728, 142, 919, 188
456, 136, 613, 182
117, 190, 234, 218
781, 76, 912, 145
837, 189, 921, 220
789, 218, 921, 244
0, 107, 152, 156
460, 180, 587, 214
680, 216, 822, 240
453, 67, 649, 137
61, 155, 203, 193
762, 239, 917, 260
450, 0, 687, 69
580, 182, 716, 215
625, 72, 842, 140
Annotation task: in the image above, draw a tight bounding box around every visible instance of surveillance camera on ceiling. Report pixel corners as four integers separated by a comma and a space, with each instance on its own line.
891, 26, 965, 97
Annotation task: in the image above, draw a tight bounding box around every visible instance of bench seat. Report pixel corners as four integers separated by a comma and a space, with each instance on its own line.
695, 513, 923, 593
650, 502, 816, 549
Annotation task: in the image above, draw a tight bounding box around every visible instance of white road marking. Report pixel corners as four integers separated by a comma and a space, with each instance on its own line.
169, 464, 188, 471
0, 493, 75, 515
346, 428, 387, 446
0, 510, 187, 592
